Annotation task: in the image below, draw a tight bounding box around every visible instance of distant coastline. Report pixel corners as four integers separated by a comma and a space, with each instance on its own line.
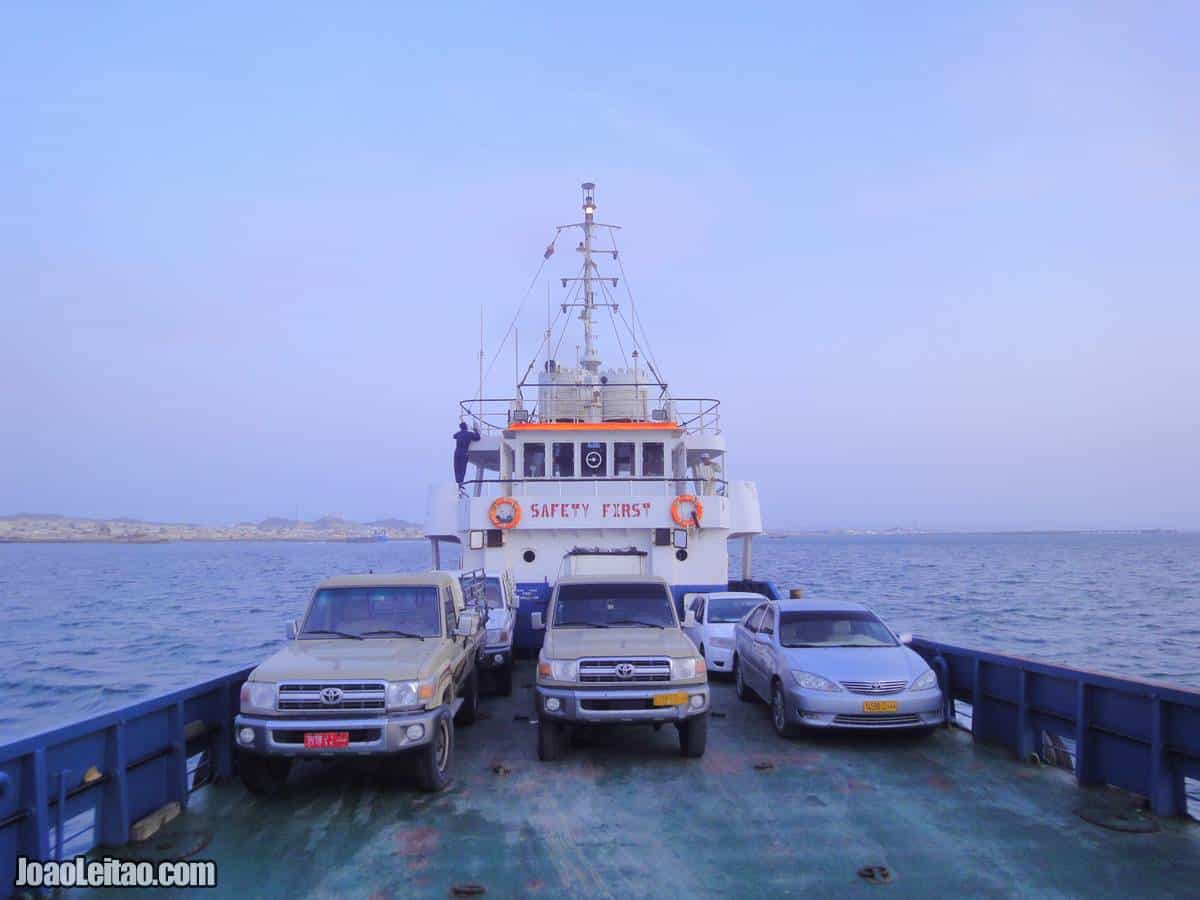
0, 513, 1186, 544
0, 513, 423, 544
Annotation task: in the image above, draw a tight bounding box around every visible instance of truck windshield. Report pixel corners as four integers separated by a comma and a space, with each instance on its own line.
301, 587, 441, 639
778, 611, 897, 648
553, 583, 676, 628
707, 596, 763, 624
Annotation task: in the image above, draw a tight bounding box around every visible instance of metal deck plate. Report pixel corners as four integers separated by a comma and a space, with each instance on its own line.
73, 663, 1200, 898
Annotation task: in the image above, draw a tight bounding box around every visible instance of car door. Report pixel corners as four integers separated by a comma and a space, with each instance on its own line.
739, 604, 766, 684
752, 605, 778, 694
683, 594, 706, 648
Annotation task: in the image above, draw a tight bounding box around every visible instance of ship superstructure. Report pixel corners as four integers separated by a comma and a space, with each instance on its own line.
424, 183, 767, 650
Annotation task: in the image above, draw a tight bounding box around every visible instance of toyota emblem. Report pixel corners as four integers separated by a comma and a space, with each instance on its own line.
320, 687, 344, 705
615, 663, 635, 679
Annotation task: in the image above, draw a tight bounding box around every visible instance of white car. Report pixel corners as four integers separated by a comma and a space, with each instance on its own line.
683, 591, 769, 675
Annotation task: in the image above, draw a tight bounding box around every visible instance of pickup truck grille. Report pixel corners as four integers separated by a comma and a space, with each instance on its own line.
277, 682, 387, 712
578, 658, 672, 683
839, 680, 908, 695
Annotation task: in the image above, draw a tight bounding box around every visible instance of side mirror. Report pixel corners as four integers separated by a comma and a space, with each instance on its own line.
898, 632, 913, 645
531, 612, 545, 630
455, 610, 480, 637
682, 609, 697, 627
286, 619, 298, 640
754, 632, 771, 644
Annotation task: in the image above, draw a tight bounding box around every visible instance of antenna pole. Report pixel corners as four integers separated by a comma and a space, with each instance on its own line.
580, 182, 600, 374
478, 307, 484, 426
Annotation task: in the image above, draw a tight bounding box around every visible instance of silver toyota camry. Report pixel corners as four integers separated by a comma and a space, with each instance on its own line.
733, 598, 945, 736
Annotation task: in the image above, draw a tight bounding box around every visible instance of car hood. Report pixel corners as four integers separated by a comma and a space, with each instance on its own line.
778, 645, 928, 684
544, 628, 698, 660
250, 639, 444, 682
703, 623, 737, 639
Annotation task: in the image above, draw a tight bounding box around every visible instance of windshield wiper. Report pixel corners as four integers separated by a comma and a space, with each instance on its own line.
556, 620, 610, 628
301, 629, 364, 640
360, 629, 425, 640
608, 618, 665, 628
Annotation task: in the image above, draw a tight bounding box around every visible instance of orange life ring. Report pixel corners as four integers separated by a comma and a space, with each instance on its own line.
488, 497, 522, 529
671, 494, 703, 528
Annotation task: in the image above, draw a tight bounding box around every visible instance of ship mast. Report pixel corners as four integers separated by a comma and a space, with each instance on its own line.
579, 182, 600, 374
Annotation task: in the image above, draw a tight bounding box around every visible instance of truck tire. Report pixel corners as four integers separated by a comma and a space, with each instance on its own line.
238, 750, 291, 796
495, 664, 513, 697
734, 657, 753, 702
537, 717, 567, 761
456, 669, 479, 725
679, 713, 708, 758
415, 708, 454, 792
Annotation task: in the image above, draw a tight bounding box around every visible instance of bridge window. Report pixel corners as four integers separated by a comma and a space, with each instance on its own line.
614, 442, 635, 476
552, 442, 575, 477
581, 441, 607, 477
643, 442, 665, 477
523, 442, 546, 478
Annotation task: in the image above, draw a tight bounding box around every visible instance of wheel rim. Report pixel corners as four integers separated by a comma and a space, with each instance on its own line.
773, 689, 785, 731
435, 719, 450, 772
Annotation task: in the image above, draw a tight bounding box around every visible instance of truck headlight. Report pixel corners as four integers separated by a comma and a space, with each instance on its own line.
672, 657, 706, 680
387, 680, 436, 710
791, 670, 840, 692
537, 659, 577, 681
486, 628, 509, 644
910, 669, 939, 692
240, 681, 277, 713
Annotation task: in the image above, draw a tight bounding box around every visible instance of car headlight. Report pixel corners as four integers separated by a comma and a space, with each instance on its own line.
709, 636, 734, 649
671, 657, 706, 680
387, 679, 436, 710
240, 681, 277, 713
486, 628, 509, 644
910, 669, 939, 691
537, 659, 578, 681
790, 670, 840, 692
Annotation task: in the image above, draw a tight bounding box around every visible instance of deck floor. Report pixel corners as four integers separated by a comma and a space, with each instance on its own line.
78, 663, 1200, 898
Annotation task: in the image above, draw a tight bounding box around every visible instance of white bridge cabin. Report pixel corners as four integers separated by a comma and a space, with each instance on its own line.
423, 183, 773, 652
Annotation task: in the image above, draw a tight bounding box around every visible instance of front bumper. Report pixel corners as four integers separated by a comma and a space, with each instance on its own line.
235, 708, 441, 757
536, 683, 709, 724
783, 686, 945, 730
477, 646, 513, 669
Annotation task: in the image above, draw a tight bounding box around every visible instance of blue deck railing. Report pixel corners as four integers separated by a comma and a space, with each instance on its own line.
912, 639, 1200, 818
0, 667, 252, 896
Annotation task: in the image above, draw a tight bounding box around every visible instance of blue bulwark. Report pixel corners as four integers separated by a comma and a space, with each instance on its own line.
911, 639, 1200, 818
0, 668, 253, 896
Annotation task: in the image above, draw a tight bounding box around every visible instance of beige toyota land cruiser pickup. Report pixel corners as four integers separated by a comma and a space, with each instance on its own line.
533, 574, 710, 760
234, 571, 486, 793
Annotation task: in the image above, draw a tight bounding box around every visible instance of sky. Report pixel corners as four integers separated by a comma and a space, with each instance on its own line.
2, 2, 1198, 531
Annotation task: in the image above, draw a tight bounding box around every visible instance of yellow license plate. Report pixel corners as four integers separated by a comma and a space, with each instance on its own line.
862, 701, 898, 713
653, 692, 688, 707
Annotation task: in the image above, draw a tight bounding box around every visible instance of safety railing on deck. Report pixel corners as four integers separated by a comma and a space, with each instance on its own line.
911, 639, 1200, 818
1, 667, 253, 895
458, 396, 721, 435
459, 476, 728, 499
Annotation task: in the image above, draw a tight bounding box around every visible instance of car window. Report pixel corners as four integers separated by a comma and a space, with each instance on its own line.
707, 595, 764, 624
744, 606, 765, 632
759, 606, 775, 635
778, 610, 898, 648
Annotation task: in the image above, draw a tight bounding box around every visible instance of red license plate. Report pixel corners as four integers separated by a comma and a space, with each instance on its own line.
303, 731, 350, 749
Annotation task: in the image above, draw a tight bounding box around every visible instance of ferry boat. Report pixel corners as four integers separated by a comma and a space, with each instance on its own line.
424, 183, 776, 651
2, 186, 1199, 898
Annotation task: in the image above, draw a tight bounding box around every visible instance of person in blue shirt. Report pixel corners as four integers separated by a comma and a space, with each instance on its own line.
453, 422, 481, 492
